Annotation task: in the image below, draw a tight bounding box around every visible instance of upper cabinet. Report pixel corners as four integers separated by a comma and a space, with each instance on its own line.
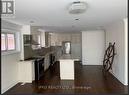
45, 32, 51, 47
40, 32, 51, 47
40, 31, 45, 47
50, 33, 58, 46
32, 34, 41, 45
50, 33, 71, 46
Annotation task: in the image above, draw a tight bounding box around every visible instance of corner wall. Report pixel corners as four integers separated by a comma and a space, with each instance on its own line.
105, 18, 128, 85
1, 20, 22, 94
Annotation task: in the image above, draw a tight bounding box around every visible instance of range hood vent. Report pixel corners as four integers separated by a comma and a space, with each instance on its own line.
31, 40, 40, 45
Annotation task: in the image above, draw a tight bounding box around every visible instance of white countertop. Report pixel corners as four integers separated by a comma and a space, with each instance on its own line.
59, 54, 79, 61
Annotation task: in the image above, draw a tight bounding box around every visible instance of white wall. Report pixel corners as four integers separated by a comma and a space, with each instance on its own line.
1, 20, 22, 94
124, 18, 128, 85
105, 18, 128, 85
82, 30, 105, 65
1, 54, 20, 93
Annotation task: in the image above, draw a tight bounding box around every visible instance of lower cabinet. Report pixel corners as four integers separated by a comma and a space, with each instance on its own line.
18, 60, 35, 83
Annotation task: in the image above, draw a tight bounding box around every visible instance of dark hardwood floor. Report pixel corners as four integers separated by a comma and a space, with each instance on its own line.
4, 61, 128, 94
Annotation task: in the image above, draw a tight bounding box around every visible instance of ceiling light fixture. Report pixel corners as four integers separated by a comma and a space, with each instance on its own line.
68, 1, 88, 14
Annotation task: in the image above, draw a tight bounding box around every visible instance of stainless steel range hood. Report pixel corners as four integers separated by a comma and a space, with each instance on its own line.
31, 40, 40, 45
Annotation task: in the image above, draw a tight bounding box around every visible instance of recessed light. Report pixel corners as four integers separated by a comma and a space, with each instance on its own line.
75, 18, 79, 20
30, 21, 34, 23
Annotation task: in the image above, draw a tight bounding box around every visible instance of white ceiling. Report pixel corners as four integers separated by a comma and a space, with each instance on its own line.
5, 0, 127, 32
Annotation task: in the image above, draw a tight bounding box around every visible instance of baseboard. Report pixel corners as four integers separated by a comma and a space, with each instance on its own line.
82, 64, 103, 66
18, 80, 32, 83
109, 71, 127, 86
2, 81, 18, 94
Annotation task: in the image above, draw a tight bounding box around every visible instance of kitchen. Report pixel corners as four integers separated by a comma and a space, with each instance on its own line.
1, 18, 128, 94
1, 0, 127, 94
18, 25, 82, 83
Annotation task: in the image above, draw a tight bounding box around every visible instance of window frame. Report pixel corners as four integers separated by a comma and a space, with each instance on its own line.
7, 33, 16, 51
1, 29, 21, 55
1, 33, 7, 51
1, 32, 16, 52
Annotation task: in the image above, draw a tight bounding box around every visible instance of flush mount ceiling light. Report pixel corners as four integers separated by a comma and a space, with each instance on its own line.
68, 1, 88, 14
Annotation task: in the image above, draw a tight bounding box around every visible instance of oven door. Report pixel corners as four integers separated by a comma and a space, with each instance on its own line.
34, 58, 44, 81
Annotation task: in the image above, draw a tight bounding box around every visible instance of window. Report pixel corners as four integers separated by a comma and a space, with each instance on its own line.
7, 34, 15, 50
1, 33, 15, 51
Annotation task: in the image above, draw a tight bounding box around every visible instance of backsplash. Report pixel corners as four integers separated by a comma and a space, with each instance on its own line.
32, 46, 62, 56
33, 47, 51, 56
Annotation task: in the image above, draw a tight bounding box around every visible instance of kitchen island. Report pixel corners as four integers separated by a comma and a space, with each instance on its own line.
59, 54, 79, 80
